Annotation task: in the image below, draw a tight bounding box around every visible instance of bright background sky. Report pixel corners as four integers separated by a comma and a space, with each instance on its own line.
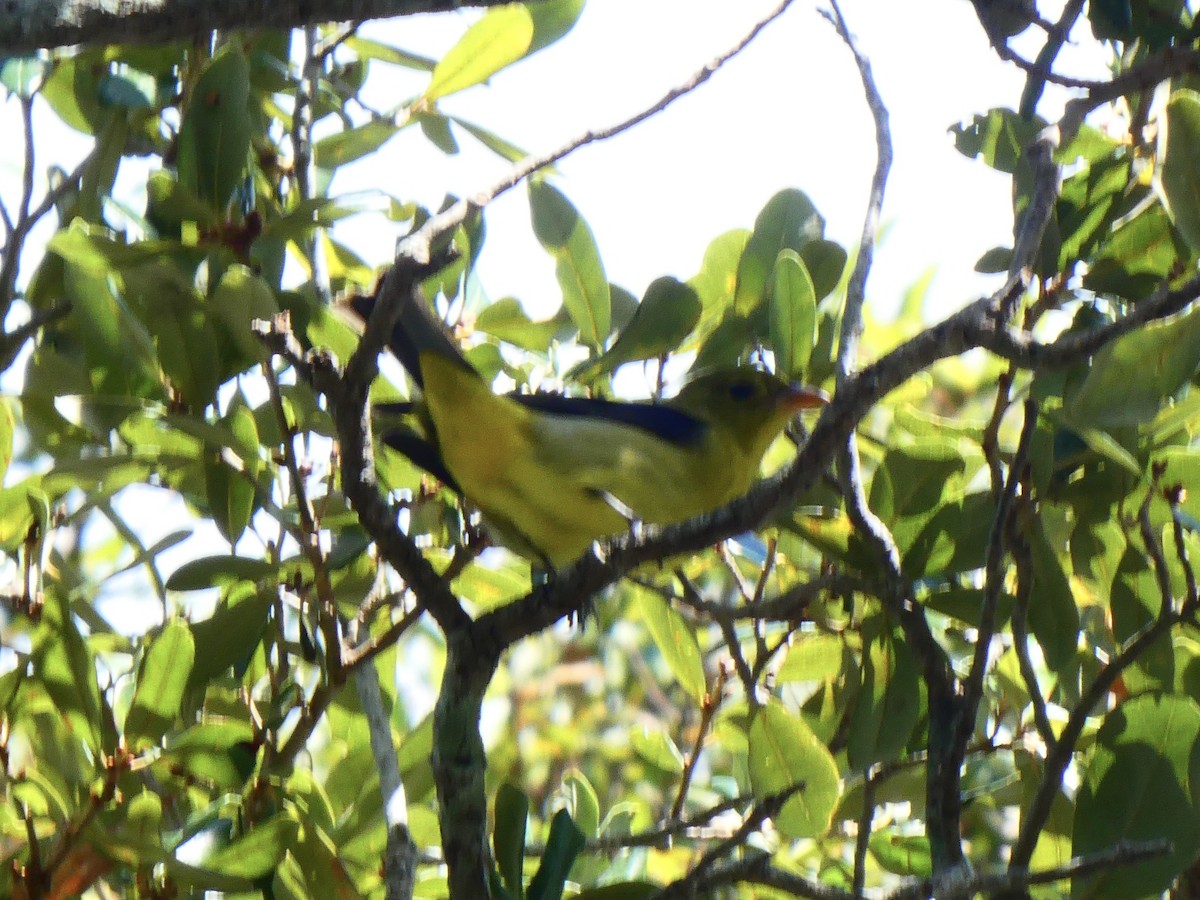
339, 0, 1094, 324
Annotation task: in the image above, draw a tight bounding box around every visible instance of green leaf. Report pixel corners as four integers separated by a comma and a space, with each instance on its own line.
1161, 89, 1200, 253
871, 831, 933, 878
424, 6, 534, 102
634, 588, 706, 703
129, 261, 222, 408
735, 189, 824, 314
124, 620, 195, 747
342, 36, 437, 71
1072, 694, 1200, 899
1025, 509, 1081, 674
200, 812, 299, 879
798, 238, 848, 301
563, 768, 601, 840
50, 224, 163, 401
424, 0, 583, 102
527, 809, 585, 900
778, 634, 844, 683
31, 588, 108, 753
1082, 203, 1183, 301
145, 170, 219, 230
99, 69, 156, 108
0, 399, 15, 486
846, 623, 920, 770
158, 721, 257, 788
186, 584, 275, 690
1067, 304, 1200, 429
203, 402, 260, 546
209, 264, 279, 374
630, 726, 684, 773
528, 180, 610, 348
41, 52, 104, 134
950, 108, 1043, 174
314, 119, 402, 168
769, 249, 817, 379
176, 45, 251, 209
690, 228, 750, 314
166, 555, 277, 591
452, 116, 536, 164
494, 783, 529, 900
568, 277, 701, 381
475, 298, 567, 352
748, 701, 840, 838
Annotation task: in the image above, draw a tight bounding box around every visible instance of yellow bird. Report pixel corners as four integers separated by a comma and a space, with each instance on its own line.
349, 290, 826, 569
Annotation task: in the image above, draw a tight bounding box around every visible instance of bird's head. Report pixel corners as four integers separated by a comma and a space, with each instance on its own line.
672, 368, 828, 457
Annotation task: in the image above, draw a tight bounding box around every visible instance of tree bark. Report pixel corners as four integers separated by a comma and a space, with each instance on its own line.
0, 0, 531, 55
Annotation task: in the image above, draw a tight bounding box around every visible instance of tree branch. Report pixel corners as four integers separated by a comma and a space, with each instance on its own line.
0, 0, 532, 55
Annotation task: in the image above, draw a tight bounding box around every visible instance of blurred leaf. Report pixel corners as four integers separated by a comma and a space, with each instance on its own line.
527, 809, 585, 900
124, 620, 195, 747
568, 277, 700, 381
209, 264, 279, 374
452, 115, 536, 163
748, 701, 840, 838
31, 588, 107, 753
528, 179, 610, 348
769, 249, 817, 379
1073, 693, 1200, 899
950, 108, 1042, 173
424, 0, 583, 102
563, 769, 600, 840
1082, 203, 1183, 301
630, 727, 684, 774
186, 584, 275, 690
475, 298, 567, 352
847, 623, 920, 770
634, 587, 706, 703
1025, 508, 1081, 674
1067, 305, 1200, 429
690, 228, 750, 314
199, 812, 299, 879
778, 634, 844, 683
735, 189, 824, 314
41, 52, 104, 133
166, 555, 276, 591
176, 45, 251, 209
314, 119, 401, 168
871, 832, 933, 878
342, 36, 437, 70
494, 783, 529, 900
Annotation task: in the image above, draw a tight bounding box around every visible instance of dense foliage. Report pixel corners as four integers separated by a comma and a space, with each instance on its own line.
5, 1, 1200, 898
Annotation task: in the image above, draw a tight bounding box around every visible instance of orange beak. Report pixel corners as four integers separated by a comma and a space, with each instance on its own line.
783, 384, 830, 411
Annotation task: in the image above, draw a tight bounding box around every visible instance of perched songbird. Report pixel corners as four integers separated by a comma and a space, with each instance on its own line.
348, 288, 827, 569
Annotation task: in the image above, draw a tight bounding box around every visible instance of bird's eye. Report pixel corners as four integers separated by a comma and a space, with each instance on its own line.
728, 382, 756, 401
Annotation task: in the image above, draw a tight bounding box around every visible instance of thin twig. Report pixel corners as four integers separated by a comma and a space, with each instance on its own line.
891, 839, 1171, 900
955, 399, 1037, 755
852, 766, 877, 897
1010, 520, 1057, 753
653, 785, 807, 899
669, 665, 727, 821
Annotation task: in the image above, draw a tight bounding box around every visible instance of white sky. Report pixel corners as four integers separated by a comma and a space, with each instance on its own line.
337, 0, 1091, 323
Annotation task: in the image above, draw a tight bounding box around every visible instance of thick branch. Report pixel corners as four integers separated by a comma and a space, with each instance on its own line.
0, 0, 528, 55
